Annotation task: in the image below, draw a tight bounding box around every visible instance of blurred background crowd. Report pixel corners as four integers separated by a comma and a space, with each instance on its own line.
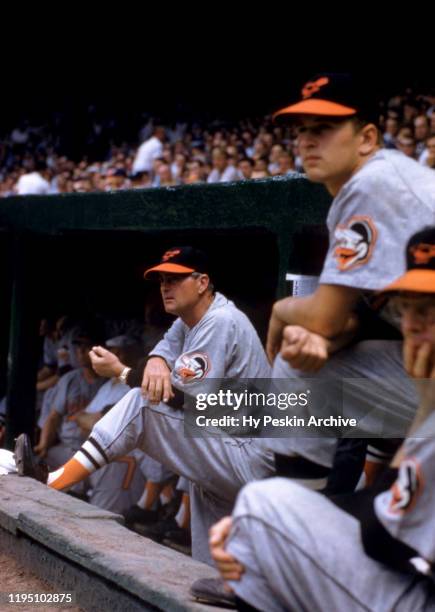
1, 88, 434, 198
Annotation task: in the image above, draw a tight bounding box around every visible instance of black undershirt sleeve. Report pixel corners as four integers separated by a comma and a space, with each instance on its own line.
125, 356, 184, 409
330, 468, 420, 573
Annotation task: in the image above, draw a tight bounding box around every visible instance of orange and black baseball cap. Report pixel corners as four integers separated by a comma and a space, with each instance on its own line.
144, 246, 211, 279
273, 73, 377, 123
381, 227, 435, 294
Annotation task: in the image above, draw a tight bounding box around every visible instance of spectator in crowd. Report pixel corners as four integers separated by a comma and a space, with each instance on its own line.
276, 150, 296, 176
396, 135, 417, 159
104, 168, 128, 191
207, 148, 240, 183
383, 116, 400, 148
132, 126, 166, 174
414, 114, 430, 157
237, 158, 254, 180
156, 162, 178, 187
419, 133, 435, 168
15, 159, 51, 195
129, 171, 152, 189
425, 133, 435, 169
268, 144, 284, 175
184, 160, 206, 184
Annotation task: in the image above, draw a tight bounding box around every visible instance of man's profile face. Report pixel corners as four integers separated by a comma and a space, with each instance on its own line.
159, 273, 206, 316
295, 116, 364, 193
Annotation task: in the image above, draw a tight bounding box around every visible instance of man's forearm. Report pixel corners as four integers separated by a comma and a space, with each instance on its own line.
39, 412, 61, 449
273, 285, 360, 338
325, 316, 360, 355
37, 374, 59, 392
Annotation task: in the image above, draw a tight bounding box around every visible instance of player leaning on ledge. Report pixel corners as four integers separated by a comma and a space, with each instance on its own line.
264, 73, 435, 489
210, 226, 435, 612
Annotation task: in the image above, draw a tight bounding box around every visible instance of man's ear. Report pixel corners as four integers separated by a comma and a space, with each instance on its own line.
198, 274, 210, 295
359, 123, 379, 156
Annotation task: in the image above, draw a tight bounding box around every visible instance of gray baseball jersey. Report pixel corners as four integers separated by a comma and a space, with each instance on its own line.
320, 150, 435, 291
87, 293, 275, 562
52, 369, 104, 448
270, 151, 435, 464
84, 378, 130, 414
42, 336, 58, 368
150, 292, 271, 394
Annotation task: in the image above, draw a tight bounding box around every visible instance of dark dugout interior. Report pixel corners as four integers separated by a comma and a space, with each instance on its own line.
0, 224, 330, 398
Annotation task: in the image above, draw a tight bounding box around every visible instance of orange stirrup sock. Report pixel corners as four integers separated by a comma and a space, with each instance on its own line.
48, 458, 91, 490
47, 436, 108, 490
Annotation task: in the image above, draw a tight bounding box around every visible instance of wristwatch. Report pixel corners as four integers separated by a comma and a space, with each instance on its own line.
118, 366, 131, 384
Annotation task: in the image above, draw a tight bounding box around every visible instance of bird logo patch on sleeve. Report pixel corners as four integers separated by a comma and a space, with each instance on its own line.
174, 351, 211, 383
388, 457, 422, 515
333, 215, 377, 271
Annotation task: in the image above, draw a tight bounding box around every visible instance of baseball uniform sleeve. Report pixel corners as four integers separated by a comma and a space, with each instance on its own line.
149, 318, 185, 369
372, 412, 435, 566
51, 372, 71, 416
320, 152, 435, 291
43, 337, 58, 368
320, 176, 386, 291
170, 312, 234, 396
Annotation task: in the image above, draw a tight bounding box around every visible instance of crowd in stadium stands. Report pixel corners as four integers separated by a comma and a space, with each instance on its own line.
0, 90, 434, 197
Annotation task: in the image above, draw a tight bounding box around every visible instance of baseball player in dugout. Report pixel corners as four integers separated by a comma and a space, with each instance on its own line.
5, 73, 435, 609
190, 73, 435, 607
210, 227, 435, 612
264, 73, 435, 487
13, 245, 278, 565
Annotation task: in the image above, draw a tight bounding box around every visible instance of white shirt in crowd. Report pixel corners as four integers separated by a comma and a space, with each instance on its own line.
132, 136, 163, 173
16, 172, 51, 195
207, 165, 240, 184
419, 148, 429, 166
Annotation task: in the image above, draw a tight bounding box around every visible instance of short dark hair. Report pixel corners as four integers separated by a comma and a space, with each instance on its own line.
239, 157, 254, 166
34, 159, 48, 172
350, 116, 383, 146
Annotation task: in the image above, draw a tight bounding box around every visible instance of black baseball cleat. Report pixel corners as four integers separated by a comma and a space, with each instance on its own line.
13, 434, 48, 483
189, 577, 236, 609
123, 504, 159, 526
162, 524, 192, 555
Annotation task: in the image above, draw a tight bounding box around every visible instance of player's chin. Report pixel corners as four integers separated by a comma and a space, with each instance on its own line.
303, 167, 326, 182
163, 300, 177, 313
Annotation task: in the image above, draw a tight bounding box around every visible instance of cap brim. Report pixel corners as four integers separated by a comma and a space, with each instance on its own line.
380, 269, 435, 294
144, 263, 195, 278
273, 99, 357, 120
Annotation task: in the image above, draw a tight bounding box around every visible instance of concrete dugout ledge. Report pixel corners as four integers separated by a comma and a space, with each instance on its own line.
0, 475, 224, 611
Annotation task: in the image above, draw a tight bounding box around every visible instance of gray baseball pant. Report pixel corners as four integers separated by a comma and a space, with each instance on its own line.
90, 388, 275, 563
227, 478, 435, 612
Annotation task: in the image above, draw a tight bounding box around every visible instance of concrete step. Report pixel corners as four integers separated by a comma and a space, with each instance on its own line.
0, 475, 229, 611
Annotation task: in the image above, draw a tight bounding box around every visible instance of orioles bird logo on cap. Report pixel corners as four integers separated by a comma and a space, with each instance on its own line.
302, 76, 330, 99
409, 243, 435, 266
162, 249, 181, 262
